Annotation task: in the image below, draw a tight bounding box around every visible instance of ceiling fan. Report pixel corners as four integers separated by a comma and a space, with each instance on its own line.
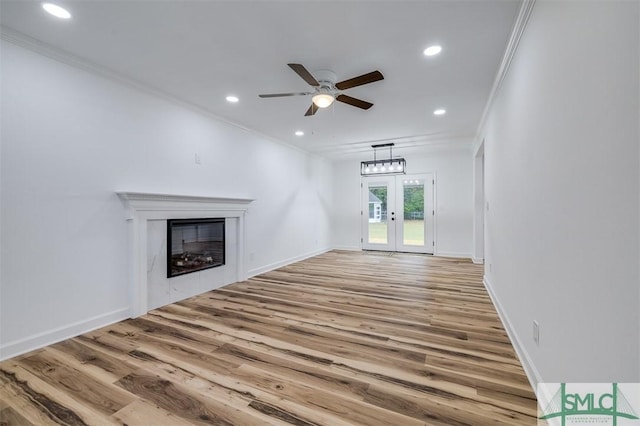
259, 63, 384, 116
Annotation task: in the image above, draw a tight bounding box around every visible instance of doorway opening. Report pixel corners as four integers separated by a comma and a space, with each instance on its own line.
473, 141, 485, 263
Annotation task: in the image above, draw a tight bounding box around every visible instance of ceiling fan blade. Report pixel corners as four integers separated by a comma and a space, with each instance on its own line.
259, 92, 311, 98
335, 70, 384, 90
304, 103, 319, 116
336, 94, 373, 110
288, 63, 320, 87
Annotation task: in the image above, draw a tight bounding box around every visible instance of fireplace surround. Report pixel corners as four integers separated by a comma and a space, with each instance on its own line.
117, 192, 253, 316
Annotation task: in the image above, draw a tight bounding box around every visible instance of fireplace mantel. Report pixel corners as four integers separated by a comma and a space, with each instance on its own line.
118, 192, 253, 215
117, 192, 253, 316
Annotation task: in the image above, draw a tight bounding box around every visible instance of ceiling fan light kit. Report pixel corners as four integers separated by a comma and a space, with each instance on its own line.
312, 92, 335, 108
259, 63, 383, 116
361, 143, 406, 176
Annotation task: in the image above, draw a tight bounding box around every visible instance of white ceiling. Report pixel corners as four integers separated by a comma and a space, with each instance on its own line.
0, 0, 521, 159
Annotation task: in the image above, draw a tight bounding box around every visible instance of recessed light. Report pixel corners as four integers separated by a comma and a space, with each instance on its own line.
423, 45, 442, 56
42, 3, 71, 19
295, 131, 304, 136
433, 109, 446, 116
225, 95, 239, 103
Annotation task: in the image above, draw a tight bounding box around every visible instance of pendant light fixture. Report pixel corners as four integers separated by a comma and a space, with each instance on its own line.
360, 143, 406, 175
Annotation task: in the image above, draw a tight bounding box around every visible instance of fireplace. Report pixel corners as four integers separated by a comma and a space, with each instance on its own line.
167, 218, 225, 278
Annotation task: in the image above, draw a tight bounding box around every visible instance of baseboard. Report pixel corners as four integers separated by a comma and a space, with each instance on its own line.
248, 247, 331, 278
335, 247, 471, 258
331, 245, 362, 252
472, 257, 484, 264
434, 251, 472, 259
482, 275, 543, 392
0, 307, 130, 362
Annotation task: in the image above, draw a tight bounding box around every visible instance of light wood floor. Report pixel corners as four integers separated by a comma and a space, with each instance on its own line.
0, 250, 537, 425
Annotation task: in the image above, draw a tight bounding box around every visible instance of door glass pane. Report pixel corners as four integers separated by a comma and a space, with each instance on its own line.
368, 185, 387, 244
403, 179, 424, 246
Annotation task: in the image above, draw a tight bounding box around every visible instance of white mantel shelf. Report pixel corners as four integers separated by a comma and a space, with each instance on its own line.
117, 192, 253, 204
116, 191, 253, 317
117, 192, 253, 211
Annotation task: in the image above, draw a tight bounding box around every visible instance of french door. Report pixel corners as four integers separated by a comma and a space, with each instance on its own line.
361, 174, 434, 253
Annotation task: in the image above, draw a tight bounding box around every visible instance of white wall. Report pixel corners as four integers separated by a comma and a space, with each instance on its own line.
332, 159, 362, 251
480, 1, 639, 383
332, 148, 473, 257
0, 40, 332, 360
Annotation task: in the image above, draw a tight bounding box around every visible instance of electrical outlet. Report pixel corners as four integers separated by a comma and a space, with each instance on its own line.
533, 320, 540, 346
489, 263, 492, 272
195, 153, 201, 164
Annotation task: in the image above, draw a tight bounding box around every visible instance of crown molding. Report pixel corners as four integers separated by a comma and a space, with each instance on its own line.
473, 0, 536, 152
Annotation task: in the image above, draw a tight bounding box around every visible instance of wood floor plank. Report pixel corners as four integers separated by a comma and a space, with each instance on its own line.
0, 360, 121, 425
0, 405, 36, 426
15, 351, 135, 416
46, 339, 140, 384
0, 250, 537, 425
211, 342, 375, 400
116, 371, 232, 425
231, 363, 427, 426
110, 399, 196, 426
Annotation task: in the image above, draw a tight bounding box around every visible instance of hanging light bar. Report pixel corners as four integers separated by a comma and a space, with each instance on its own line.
360, 143, 406, 176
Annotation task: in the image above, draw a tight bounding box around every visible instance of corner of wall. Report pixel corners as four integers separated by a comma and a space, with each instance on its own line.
482, 275, 543, 393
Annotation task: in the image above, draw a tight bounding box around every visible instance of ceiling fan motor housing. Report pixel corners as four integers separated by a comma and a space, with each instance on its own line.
313, 70, 337, 85
313, 70, 338, 96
